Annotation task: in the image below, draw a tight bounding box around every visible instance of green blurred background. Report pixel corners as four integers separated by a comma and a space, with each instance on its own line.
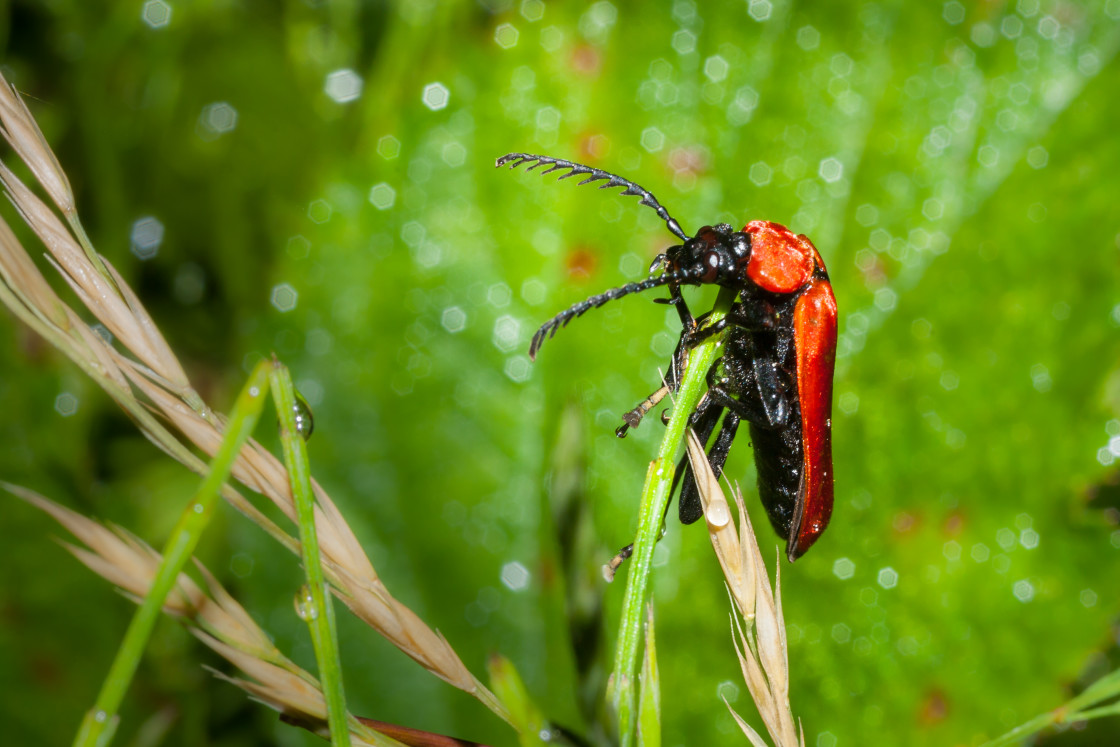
2, 0, 1119, 745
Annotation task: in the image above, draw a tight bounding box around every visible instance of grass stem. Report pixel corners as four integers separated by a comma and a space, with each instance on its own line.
270, 362, 352, 746
611, 287, 737, 745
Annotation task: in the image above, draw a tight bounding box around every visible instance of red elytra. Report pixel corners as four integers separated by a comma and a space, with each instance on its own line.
789, 276, 837, 557
741, 220, 836, 558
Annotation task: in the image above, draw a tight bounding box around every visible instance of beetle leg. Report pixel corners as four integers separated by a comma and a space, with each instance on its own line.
707, 381, 790, 430
704, 338, 791, 430
654, 283, 697, 331
678, 410, 741, 525
615, 383, 671, 437
618, 309, 708, 436
672, 394, 726, 524
680, 297, 778, 349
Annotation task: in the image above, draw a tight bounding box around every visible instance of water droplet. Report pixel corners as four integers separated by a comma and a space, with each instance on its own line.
293, 585, 319, 621
705, 499, 730, 528
291, 389, 315, 441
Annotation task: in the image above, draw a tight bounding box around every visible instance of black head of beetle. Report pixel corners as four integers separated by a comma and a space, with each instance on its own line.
656, 223, 752, 289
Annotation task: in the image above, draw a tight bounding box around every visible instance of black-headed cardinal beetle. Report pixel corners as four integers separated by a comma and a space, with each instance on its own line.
497, 152, 837, 561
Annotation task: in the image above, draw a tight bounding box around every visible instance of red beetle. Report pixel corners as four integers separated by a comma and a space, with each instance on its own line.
498, 153, 837, 560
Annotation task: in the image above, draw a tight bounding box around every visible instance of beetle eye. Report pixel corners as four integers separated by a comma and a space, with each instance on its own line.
702, 250, 720, 282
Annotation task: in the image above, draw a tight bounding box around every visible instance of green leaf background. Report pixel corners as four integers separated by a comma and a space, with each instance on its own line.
2, 1, 1118, 745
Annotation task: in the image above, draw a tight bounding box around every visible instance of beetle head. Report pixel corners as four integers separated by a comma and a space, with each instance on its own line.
663, 223, 751, 288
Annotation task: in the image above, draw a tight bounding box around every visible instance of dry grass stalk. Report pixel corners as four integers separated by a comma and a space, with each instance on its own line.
684, 430, 804, 747
0, 72, 506, 723
8, 484, 407, 746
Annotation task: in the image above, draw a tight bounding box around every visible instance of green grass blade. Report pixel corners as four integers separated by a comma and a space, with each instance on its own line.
270, 361, 351, 747
487, 653, 549, 746
73, 359, 273, 747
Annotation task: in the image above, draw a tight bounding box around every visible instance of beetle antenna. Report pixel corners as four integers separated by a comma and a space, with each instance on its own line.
529, 268, 700, 359
496, 152, 689, 242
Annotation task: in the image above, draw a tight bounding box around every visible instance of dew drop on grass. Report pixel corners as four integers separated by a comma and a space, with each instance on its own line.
294, 585, 319, 621
705, 498, 730, 528
291, 389, 315, 441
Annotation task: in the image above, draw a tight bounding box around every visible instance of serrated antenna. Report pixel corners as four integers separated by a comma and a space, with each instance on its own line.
528, 267, 701, 359
496, 152, 689, 241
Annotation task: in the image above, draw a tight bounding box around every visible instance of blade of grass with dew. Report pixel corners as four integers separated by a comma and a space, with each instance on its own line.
270, 361, 351, 747
610, 286, 737, 746
637, 603, 660, 747
980, 668, 1120, 747
73, 359, 272, 747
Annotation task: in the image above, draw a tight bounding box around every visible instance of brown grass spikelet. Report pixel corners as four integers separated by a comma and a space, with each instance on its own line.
684, 429, 805, 747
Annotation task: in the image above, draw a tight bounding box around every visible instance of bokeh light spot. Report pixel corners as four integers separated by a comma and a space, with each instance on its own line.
703, 55, 728, 82
494, 23, 520, 49
796, 25, 820, 50
198, 102, 237, 139
492, 315, 521, 352
442, 142, 466, 167
307, 199, 332, 224
536, 106, 561, 132
500, 561, 530, 591
942, 1, 965, 25
1030, 363, 1051, 392
1012, 579, 1034, 602
422, 82, 450, 111
141, 0, 172, 28
324, 69, 363, 103
130, 216, 164, 260
749, 161, 772, 186
520, 278, 546, 305
855, 204, 878, 227
832, 557, 855, 580
748, 0, 772, 22
922, 198, 944, 221
877, 567, 898, 589
369, 183, 396, 210
717, 680, 740, 703
540, 25, 563, 52
487, 283, 512, 309
441, 306, 466, 333
1037, 15, 1059, 40
271, 283, 298, 312
640, 126, 665, 153
873, 287, 897, 312
377, 135, 401, 160
520, 0, 545, 22
671, 29, 696, 55
1026, 145, 1048, 169
818, 157, 843, 183
54, 392, 78, 417
504, 355, 531, 382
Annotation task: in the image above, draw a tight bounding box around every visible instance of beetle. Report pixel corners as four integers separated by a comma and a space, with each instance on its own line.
496, 152, 837, 561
